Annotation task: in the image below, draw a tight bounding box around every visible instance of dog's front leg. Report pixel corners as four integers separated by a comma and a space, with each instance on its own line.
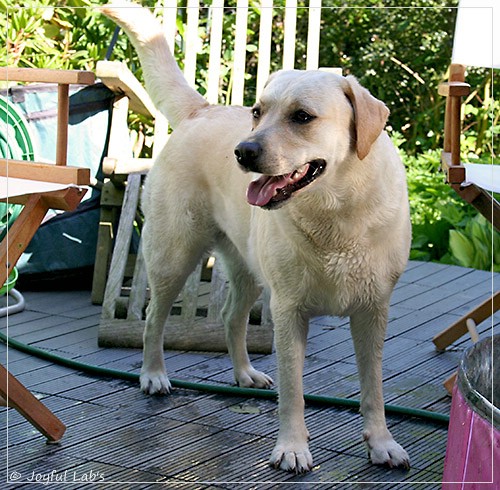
350, 308, 410, 469
269, 304, 313, 473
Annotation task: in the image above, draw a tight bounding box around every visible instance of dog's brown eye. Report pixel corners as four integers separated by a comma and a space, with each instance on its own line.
252, 107, 261, 119
291, 110, 315, 124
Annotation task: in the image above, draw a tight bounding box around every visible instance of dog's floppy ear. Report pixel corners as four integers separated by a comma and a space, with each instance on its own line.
343, 75, 390, 160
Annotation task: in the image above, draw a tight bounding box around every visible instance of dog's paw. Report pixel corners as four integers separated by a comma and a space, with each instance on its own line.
363, 430, 410, 469
140, 370, 172, 395
269, 442, 313, 473
235, 367, 273, 389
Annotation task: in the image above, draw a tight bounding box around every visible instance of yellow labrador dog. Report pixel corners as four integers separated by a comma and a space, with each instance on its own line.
102, 2, 412, 473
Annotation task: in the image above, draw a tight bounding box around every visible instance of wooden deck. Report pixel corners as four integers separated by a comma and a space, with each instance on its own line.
0, 260, 497, 488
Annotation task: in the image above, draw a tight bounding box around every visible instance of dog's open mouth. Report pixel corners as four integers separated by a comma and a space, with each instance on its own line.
246, 159, 326, 209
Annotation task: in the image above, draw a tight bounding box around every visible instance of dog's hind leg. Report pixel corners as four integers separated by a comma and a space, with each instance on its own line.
218, 242, 273, 389
140, 217, 213, 395
350, 307, 410, 469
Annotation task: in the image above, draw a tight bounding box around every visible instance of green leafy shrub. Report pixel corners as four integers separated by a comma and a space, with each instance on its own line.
449, 215, 500, 271
1, 1, 498, 271
402, 147, 499, 270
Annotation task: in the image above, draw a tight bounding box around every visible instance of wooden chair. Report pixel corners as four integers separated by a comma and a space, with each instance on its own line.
94, 1, 335, 353
0, 67, 93, 442
432, 1, 499, 389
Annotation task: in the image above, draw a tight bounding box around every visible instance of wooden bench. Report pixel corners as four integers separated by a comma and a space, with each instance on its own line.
94, 1, 333, 353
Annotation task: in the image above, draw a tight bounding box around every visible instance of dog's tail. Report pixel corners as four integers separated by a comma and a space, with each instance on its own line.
100, 1, 208, 128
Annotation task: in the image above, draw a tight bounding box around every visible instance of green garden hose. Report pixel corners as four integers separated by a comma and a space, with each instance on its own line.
0, 94, 36, 242
0, 94, 38, 296
0, 331, 450, 425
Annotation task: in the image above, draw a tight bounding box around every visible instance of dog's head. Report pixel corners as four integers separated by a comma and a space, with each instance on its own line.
234, 70, 389, 210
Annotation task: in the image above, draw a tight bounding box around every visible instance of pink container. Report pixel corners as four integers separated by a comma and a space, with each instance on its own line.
442, 335, 499, 489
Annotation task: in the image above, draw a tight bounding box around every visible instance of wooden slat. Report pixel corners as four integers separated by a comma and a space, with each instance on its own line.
0, 67, 95, 85
98, 318, 273, 353
127, 240, 149, 321
231, 0, 249, 106
101, 173, 142, 320
91, 204, 116, 305
3, 186, 87, 211
102, 156, 153, 176
206, 258, 228, 324
0, 160, 90, 185
180, 262, 203, 325
261, 288, 273, 326
452, 183, 500, 232
96, 60, 156, 117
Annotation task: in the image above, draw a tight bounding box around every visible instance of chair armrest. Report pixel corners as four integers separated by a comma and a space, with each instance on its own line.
96, 60, 156, 118
0, 160, 90, 186
441, 152, 465, 184
0, 67, 95, 85
438, 81, 470, 97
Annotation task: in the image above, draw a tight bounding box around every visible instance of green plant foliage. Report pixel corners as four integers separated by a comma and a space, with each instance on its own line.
1, 1, 498, 272
402, 148, 468, 261
401, 146, 499, 271
1, 0, 112, 70
449, 215, 500, 271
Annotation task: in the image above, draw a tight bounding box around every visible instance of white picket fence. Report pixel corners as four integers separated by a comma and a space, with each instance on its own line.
155, 0, 324, 105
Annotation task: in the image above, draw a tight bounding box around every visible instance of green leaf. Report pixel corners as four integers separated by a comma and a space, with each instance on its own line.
449, 230, 475, 267
471, 236, 490, 270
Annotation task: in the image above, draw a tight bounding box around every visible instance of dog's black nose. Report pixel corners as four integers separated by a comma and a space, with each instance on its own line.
234, 141, 262, 171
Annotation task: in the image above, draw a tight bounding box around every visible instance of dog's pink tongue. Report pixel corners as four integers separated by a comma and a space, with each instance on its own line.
247, 174, 291, 207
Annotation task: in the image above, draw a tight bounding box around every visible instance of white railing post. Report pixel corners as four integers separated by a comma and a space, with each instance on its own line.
306, 0, 322, 71
256, 0, 274, 101
184, 0, 200, 88
283, 0, 298, 70
206, 0, 225, 104
153, 0, 178, 153
231, 0, 249, 106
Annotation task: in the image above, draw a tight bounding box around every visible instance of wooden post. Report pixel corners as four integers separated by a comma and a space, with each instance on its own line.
450, 95, 461, 167
56, 84, 70, 166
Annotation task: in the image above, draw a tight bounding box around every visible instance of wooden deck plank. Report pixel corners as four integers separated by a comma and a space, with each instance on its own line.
1, 261, 497, 485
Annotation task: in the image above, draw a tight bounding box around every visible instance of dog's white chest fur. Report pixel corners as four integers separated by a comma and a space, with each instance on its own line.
248, 206, 391, 318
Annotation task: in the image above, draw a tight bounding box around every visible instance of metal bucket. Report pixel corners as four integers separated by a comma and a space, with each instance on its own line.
442, 335, 499, 488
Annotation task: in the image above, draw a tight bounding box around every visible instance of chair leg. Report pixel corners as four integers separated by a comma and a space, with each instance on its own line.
0, 364, 66, 442
433, 290, 500, 350
0, 194, 49, 285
